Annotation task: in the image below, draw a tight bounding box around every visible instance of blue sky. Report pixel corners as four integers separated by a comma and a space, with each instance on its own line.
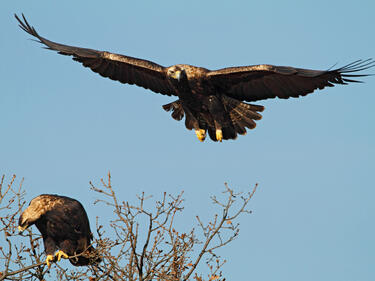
1, 1, 375, 280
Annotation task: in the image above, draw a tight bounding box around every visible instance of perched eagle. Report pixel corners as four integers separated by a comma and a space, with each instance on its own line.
15, 14, 374, 142
18, 194, 101, 267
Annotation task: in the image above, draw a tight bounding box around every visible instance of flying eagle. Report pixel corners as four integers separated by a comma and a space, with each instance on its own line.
18, 194, 101, 267
15, 14, 374, 142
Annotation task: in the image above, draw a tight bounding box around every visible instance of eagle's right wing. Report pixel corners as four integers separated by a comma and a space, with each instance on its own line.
207, 61, 374, 102
15, 14, 176, 96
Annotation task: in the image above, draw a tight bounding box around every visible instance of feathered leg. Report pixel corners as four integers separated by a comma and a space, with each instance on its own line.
43, 236, 57, 268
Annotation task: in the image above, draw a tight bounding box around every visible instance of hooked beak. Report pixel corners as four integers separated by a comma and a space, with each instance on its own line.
171, 70, 182, 82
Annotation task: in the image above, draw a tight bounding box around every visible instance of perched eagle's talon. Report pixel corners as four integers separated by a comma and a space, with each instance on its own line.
55, 250, 69, 261
216, 129, 223, 142
195, 129, 206, 142
46, 254, 54, 268
18, 225, 25, 233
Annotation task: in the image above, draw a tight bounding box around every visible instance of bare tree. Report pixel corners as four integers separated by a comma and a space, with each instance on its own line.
0, 174, 257, 281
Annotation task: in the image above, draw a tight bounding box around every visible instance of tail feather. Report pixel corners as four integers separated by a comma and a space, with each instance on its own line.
222, 126, 237, 140
228, 107, 257, 129
162, 100, 184, 121
238, 102, 265, 114
236, 115, 257, 129
222, 95, 264, 134
233, 122, 247, 135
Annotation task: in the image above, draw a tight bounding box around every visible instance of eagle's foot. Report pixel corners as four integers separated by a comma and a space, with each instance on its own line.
216, 129, 223, 142
195, 129, 206, 142
45, 254, 54, 268
55, 250, 69, 261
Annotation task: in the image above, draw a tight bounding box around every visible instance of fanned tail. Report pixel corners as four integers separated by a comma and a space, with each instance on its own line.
221, 95, 264, 136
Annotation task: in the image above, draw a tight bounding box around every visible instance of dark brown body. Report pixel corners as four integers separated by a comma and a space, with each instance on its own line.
19, 194, 100, 266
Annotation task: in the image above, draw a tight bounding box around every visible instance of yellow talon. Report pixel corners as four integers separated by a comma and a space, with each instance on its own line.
216, 129, 223, 142
18, 226, 25, 232
195, 129, 206, 142
55, 250, 69, 261
46, 254, 54, 268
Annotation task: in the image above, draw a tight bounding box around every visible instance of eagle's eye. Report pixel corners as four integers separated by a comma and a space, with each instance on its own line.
168, 68, 184, 81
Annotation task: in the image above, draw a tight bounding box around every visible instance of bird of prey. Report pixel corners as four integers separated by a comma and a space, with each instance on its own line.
18, 194, 101, 267
15, 14, 374, 142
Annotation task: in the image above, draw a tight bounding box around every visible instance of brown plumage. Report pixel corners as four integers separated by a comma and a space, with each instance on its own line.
15, 14, 374, 142
18, 194, 101, 267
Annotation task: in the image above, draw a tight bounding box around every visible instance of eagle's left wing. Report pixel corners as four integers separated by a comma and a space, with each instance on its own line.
15, 14, 176, 96
207, 60, 374, 102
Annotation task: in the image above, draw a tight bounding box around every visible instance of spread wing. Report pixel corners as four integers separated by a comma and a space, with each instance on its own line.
207, 60, 374, 102
15, 14, 176, 96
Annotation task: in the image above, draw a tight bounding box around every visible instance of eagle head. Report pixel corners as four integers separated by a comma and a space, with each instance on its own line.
18, 195, 50, 232
167, 65, 187, 82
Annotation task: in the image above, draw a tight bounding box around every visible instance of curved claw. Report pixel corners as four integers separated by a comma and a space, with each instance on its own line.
195, 129, 206, 142
55, 250, 69, 261
216, 129, 223, 142
45, 254, 54, 268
